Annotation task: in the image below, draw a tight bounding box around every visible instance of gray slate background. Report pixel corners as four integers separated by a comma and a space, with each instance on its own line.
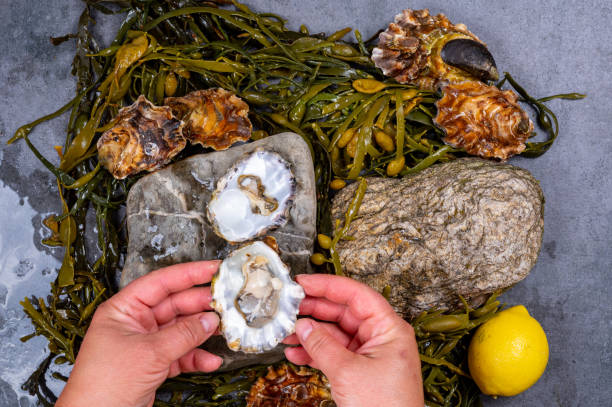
0, 0, 610, 405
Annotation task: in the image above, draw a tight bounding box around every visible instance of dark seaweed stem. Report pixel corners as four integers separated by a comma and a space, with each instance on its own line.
10, 1, 582, 406
498, 72, 586, 157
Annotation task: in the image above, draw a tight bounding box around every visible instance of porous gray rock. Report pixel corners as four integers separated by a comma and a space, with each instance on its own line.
332, 158, 544, 319
121, 132, 316, 371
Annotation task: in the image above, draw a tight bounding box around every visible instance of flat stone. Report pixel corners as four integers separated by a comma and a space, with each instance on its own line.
121, 132, 316, 371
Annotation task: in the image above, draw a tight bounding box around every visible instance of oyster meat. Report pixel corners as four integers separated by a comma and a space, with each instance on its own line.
211, 241, 305, 353
372, 9, 498, 90
96, 95, 186, 179
165, 88, 252, 150
435, 81, 534, 160
207, 149, 296, 243
246, 364, 334, 407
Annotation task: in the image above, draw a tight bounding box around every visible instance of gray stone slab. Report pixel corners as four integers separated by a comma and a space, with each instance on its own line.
1, 1, 611, 406
121, 132, 316, 371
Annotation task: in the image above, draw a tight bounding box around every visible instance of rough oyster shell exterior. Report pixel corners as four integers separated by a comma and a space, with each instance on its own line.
435, 81, 534, 160
246, 364, 333, 407
165, 88, 252, 150
211, 241, 305, 354
96, 95, 186, 179
372, 9, 485, 90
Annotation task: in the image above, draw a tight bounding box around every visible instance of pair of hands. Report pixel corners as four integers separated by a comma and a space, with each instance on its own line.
56, 261, 423, 407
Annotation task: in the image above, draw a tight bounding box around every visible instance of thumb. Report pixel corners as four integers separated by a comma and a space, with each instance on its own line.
152, 312, 219, 363
295, 318, 353, 376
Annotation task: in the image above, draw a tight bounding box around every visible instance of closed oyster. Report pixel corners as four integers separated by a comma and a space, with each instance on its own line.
372, 9, 498, 90
246, 364, 334, 407
435, 81, 534, 160
207, 149, 296, 243
165, 88, 252, 150
97, 95, 186, 179
211, 241, 305, 353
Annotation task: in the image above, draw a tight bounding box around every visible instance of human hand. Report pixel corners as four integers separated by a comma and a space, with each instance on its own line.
56, 261, 223, 407
284, 274, 424, 407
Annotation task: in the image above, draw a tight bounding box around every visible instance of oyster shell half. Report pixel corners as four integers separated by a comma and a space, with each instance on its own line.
165, 88, 252, 150
211, 241, 305, 353
246, 363, 334, 407
372, 9, 498, 90
97, 95, 186, 179
207, 149, 296, 243
435, 81, 534, 160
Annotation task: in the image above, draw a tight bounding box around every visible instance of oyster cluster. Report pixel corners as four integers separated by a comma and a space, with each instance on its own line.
246, 364, 334, 407
372, 9, 498, 90
434, 81, 534, 160
208, 148, 304, 354
97, 89, 251, 179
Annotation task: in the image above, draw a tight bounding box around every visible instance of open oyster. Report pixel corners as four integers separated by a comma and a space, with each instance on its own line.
246, 364, 334, 407
372, 9, 498, 90
211, 241, 305, 353
435, 81, 534, 160
97, 95, 186, 179
207, 149, 296, 243
165, 88, 252, 150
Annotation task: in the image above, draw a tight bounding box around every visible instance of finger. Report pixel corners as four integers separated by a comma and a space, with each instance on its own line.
152, 286, 212, 325
284, 346, 312, 366
299, 296, 362, 335
283, 322, 351, 347
294, 318, 354, 378
174, 349, 223, 376
296, 274, 394, 320
117, 260, 220, 308
152, 312, 219, 363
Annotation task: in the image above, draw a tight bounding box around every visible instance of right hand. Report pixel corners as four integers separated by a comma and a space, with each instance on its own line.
284, 274, 424, 407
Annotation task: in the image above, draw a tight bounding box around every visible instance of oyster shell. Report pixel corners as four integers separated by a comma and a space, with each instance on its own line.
372, 9, 498, 90
246, 364, 334, 407
435, 81, 534, 160
97, 95, 186, 179
165, 88, 252, 150
211, 241, 305, 353
207, 149, 296, 243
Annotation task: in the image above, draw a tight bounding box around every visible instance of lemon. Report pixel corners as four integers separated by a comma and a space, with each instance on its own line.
468, 305, 549, 397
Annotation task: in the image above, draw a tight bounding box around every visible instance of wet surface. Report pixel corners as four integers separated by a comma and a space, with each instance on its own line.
1, 1, 611, 406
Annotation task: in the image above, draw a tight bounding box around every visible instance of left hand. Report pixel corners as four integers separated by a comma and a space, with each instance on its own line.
56, 261, 223, 407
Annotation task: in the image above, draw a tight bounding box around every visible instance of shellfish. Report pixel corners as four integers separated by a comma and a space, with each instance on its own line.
246, 364, 334, 407
210, 241, 305, 353
207, 149, 296, 243
96, 95, 186, 179
165, 88, 252, 150
434, 81, 534, 160
372, 9, 498, 90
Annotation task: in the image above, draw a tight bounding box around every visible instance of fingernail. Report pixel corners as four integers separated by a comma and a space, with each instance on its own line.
297, 319, 313, 341
200, 313, 218, 333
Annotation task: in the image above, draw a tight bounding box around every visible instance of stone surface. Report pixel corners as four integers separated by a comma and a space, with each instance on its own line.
332, 159, 544, 318
1, 1, 611, 406
121, 132, 316, 371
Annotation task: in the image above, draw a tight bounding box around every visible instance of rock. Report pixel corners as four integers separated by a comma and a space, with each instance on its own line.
332, 158, 544, 319
121, 132, 316, 371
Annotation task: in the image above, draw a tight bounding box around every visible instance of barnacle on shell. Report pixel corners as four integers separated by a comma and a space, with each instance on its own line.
246, 364, 334, 407
97, 95, 186, 179
434, 81, 534, 160
165, 88, 252, 150
372, 9, 498, 90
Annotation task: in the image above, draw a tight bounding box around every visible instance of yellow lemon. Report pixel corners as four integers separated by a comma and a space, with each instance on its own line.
468, 305, 549, 397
